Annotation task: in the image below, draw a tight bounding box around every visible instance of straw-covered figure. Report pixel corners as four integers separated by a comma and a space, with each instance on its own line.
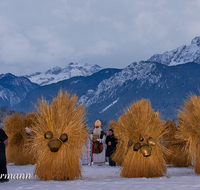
30, 90, 89, 180
110, 120, 127, 166
3, 112, 37, 165
111, 99, 169, 178
176, 94, 200, 174
162, 120, 190, 167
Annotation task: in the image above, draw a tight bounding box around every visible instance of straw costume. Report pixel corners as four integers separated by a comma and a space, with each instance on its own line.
30, 90, 89, 180
162, 120, 190, 167
176, 94, 200, 174
111, 99, 169, 178
3, 112, 37, 165
110, 120, 128, 166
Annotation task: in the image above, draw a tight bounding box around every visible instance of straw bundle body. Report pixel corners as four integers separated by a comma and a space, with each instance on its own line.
176, 94, 200, 173
4, 112, 36, 165
162, 120, 190, 167
110, 120, 128, 166
112, 99, 168, 178
31, 90, 89, 180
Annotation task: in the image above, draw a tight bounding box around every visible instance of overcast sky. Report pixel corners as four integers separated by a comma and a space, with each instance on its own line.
1, 0, 200, 75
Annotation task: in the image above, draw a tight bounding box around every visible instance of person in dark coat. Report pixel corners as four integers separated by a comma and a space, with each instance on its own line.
0, 128, 9, 183
105, 129, 117, 166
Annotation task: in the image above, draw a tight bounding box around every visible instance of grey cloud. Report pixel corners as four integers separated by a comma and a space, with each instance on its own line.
0, 0, 200, 75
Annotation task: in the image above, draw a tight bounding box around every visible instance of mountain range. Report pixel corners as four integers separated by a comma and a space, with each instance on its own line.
0, 73, 39, 107
24, 62, 102, 86
1, 36, 200, 128
148, 36, 200, 66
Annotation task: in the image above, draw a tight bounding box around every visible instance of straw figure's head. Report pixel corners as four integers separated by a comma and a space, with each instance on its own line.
3, 112, 37, 165
162, 120, 190, 167
176, 94, 200, 173
30, 90, 89, 180
111, 99, 169, 178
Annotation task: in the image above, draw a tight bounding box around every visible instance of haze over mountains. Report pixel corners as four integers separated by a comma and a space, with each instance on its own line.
1, 36, 200, 127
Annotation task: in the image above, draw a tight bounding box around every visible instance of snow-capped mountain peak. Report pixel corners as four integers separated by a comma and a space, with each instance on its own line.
191, 36, 200, 46
24, 62, 102, 86
45, 66, 62, 75
147, 36, 200, 66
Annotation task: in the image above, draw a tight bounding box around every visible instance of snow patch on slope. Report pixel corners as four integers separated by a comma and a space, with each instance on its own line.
99, 98, 119, 113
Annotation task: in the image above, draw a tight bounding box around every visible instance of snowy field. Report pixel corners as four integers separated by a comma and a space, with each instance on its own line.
1, 163, 200, 190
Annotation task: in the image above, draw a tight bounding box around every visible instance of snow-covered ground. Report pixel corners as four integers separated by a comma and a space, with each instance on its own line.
1, 163, 200, 190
